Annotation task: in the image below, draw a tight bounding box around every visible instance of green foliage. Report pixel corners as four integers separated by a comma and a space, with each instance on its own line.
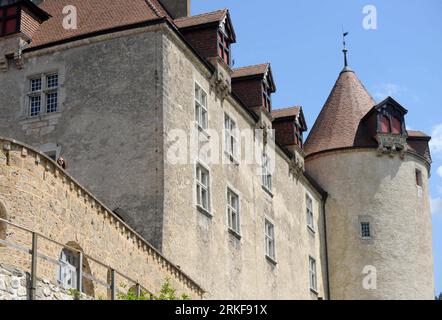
116, 279, 191, 301
67, 288, 81, 300
151, 279, 191, 301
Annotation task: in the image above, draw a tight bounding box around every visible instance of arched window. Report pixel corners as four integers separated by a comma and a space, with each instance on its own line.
392, 116, 402, 134
57, 242, 95, 297
0, 202, 6, 248
380, 115, 391, 133
58, 248, 79, 289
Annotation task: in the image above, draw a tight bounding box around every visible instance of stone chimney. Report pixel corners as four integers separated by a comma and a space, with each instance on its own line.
158, 0, 190, 19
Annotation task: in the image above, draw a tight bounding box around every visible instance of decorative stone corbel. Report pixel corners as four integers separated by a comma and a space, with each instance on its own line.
0, 56, 8, 72
376, 133, 407, 159
289, 153, 304, 180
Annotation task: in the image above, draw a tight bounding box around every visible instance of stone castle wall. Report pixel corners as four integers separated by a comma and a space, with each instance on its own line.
160, 28, 328, 299
306, 149, 434, 300
0, 137, 204, 300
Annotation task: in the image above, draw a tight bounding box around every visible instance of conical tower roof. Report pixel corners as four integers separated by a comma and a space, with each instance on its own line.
304, 69, 377, 156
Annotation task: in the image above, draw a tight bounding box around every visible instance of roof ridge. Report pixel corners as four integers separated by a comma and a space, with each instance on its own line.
233, 63, 270, 71
144, 0, 163, 18
175, 8, 228, 21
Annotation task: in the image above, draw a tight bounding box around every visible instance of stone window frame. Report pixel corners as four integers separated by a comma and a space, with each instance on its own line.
195, 161, 212, 217
261, 150, 273, 193
309, 256, 318, 293
306, 193, 315, 234
264, 217, 277, 264
224, 112, 239, 164
226, 185, 241, 238
194, 81, 209, 136
358, 215, 374, 241
415, 168, 423, 196
360, 222, 371, 239
0, 201, 7, 248
26, 72, 60, 118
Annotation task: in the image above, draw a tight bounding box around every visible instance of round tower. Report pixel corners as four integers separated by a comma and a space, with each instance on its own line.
304, 66, 434, 300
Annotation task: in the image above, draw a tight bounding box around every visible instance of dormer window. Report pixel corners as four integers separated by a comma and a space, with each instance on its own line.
262, 82, 271, 112
294, 124, 303, 149
217, 30, 230, 65
380, 115, 391, 133
0, 5, 19, 37
391, 116, 401, 134
378, 113, 404, 135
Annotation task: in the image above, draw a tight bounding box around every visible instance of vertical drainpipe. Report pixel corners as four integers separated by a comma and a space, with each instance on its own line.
322, 193, 331, 300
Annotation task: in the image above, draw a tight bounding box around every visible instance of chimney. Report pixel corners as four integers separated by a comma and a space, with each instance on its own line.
158, 0, 190, 19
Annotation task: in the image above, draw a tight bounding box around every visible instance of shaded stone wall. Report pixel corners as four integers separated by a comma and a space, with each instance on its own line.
0, 138, 204, 299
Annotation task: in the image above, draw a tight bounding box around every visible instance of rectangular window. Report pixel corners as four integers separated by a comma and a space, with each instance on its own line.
195, 84, 208, 131
262, 152, 272, 192
0, 5, 19, 37
309, 257, 317, 292
218, 31, 230, 65
46, 92, 58, 113
30, 78, 42, 92
361, 222, 371, 238
306, 195, 314, 231
265, 219, 276, 261
29, 96, 41, 117
47, 74, 58, 89
415, 169, 423, 187
262, 83, 271, 112
27, 73, 59, 117
227, 188, 240, 235
196, 163, 210, 213
224, 114, 238, 161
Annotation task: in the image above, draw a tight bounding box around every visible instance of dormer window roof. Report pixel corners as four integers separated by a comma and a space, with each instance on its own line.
175, 9, 236, 66
231, 63, 276, 114
362, 96, 408, 136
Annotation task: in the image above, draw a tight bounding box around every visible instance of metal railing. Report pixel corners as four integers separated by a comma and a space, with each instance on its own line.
0, 218, 151, 300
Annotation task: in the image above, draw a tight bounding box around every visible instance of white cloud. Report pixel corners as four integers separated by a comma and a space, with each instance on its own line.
372, 83, 421, 105
431, 197, 442, 216
437, 166, 442, 179
372, 83, 405, 101
430, 124, 442, 158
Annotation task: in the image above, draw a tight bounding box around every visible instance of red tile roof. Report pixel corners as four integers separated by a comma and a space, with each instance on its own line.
232, 63, 270, 78
304, 69, 377, 156
28, 0, 171, 48
174, 9, 227, 29
407, 130, 430, 139
272, 106, 301, 119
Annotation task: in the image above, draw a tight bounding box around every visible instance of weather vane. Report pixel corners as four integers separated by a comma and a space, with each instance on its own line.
342, 27, 349, 68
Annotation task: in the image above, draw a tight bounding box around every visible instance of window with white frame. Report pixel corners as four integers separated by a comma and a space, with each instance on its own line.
306, 194, 314, 231
27, 73, 59, 117
361, 222, 371, 239
227, 188, 240, 234
58, 248, 78, 290
195, 83, 208, 131
309, 256, 317, 292
262, 152, 272, 192
224, 114, 238, 161
265, 218, 276, 261
196, 163, 210, 213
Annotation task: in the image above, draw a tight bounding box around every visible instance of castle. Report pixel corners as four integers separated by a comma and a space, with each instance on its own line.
0, 0, 434, 300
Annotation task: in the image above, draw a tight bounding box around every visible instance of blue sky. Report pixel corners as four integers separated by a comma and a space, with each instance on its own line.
192, 0, 442, 296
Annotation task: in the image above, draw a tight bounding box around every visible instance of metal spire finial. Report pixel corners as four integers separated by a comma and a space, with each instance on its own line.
342, 29, 349, 69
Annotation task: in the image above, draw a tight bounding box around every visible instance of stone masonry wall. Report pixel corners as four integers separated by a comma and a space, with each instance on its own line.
0, 138, 204, 299
160, 28, 328, 299
0, 263, 92, 300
